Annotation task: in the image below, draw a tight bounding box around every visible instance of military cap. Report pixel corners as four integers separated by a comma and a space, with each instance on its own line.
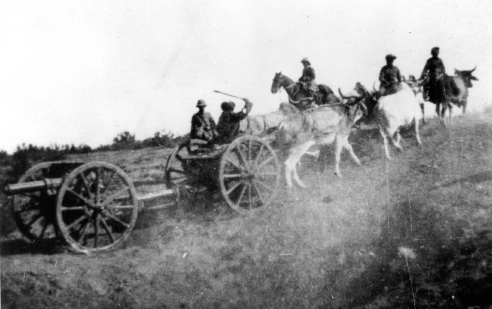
196, 99, 206, 107
301, 57, 311, 65
221, 101, 235, 111
431, 47, 439, 54
385, 54, 397, 60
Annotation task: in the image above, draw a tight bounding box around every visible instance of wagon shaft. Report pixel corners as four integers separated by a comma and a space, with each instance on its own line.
4, 178, 63, 195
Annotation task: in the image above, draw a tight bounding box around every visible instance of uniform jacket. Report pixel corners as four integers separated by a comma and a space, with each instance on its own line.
299, 66, 316, 82
379, 65, 402, 86
216, 101, 253, 144
421, 57, 446, 80
190, 111, 218, 141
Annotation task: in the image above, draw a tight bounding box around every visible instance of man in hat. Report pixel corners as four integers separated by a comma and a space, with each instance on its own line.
190, 99, 218, 147
379, 54, 402, 96
420, 47, 446, 101
216, 98, 253, 144
298, 57, 319, 99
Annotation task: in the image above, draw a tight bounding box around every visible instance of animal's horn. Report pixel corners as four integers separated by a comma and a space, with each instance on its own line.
373, 82, 377, 92
338, 88, 353, 100
338, 88, 351, 99
470, 66, 477, 73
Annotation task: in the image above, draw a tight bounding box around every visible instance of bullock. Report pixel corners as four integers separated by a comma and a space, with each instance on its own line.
351, 83, 422, 160
274, 93, 367, 188
402, 75, 427, 123
239, 102, 300, 139
440, 67, 479, 122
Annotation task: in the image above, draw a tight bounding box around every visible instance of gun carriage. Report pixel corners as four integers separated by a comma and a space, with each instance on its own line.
4, 135, 281, 254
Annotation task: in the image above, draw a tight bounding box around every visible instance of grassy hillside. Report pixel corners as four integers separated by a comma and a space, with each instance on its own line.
1, 109, 491, 308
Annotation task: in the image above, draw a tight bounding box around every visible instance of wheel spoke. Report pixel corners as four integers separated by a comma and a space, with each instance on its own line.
251, 181, 265, 206
66, 214, 89, 231
236, 184, 247, 205
253, 144, 265, 166
67, 188, 96, 208
222, 174, 243, 179
254, 179, 275, 192
95, 168, 101, 203
94, 217, 99, 248
100, 218, 116, 243
258, 156, 274, 168
26, 213, 43, 227
226, 181, 242, 196
61, 206, 86, 212
76, 219, 90, 243
248, 185, 253, 210
225, 157, 242, 170
78, 173, 93, 199
236, 146, 249, 168
248, 139, 252, 161
102, 212, 130, 229
104, 188, 129, 205
110, 204, 135, 210
39, 220, 49, 240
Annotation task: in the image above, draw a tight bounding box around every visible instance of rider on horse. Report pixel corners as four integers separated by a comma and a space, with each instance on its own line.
298, 58, 321, 105
420, 47, 446, 101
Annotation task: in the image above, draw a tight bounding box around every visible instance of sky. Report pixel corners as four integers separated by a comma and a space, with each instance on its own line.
1, 0, 491, 153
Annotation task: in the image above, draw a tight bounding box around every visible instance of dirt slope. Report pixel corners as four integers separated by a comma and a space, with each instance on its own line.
1, 111, 492, 308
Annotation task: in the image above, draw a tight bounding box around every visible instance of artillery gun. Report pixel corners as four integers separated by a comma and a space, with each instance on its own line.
4, 135, 281, 254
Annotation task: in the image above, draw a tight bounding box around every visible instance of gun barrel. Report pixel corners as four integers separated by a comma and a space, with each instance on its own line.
4, 178, 63, 196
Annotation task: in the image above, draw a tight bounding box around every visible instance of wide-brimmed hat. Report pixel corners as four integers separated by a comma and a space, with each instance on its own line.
301, 57, 311, 65
196, 99, 206, 107
385, 54, 397, 61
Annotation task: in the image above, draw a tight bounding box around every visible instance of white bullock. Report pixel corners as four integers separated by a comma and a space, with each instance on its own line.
274, 96, 367, 188
239, 102, 300, 138
373, 82, 422, 160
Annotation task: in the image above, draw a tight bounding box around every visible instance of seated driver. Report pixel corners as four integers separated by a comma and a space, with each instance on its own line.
216, 98, 253, 144
189, 99, 218, 149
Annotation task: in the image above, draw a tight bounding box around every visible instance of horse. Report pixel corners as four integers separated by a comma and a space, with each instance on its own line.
271, 72, 339, 111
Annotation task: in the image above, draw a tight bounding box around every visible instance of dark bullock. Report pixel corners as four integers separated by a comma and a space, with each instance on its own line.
428, 67, 479, 125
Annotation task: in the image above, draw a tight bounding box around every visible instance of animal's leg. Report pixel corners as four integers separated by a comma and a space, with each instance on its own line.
341, 136, 362, 168
379, 125, 392, 160
415, 117, 422, 145
334, 136, 344, 177
392, 130, 403, 152
440, 103, 448, 127
462, 100, 467, 115
284, 141, 315, 188
448, 104, 453, 127
284, 158, 295, 189
436, 103, 444, 126
420, 103, 426, 124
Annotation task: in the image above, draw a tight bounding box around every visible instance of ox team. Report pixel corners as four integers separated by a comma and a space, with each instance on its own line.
187, 47, 478, 185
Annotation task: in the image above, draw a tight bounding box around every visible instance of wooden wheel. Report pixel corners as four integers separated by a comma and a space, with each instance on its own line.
56, 162, 139, 253
219, 136, 280, 214
165, 143, 207, 207
12, 162, 59, 242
